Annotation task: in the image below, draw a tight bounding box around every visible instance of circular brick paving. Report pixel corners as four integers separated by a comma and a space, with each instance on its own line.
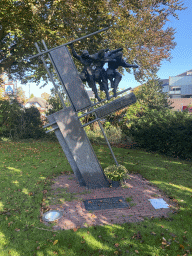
41, 173, 178, 230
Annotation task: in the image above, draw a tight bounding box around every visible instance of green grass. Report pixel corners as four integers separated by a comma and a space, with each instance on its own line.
0, 139, 192, 256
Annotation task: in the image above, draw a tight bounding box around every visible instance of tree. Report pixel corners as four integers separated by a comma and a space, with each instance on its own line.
0, 98, 44, 139
41, 92, 50, 101
29, 93, 35, 99
16, 86, 26, 103
120, 78, 173, 133
0, 0, 185, 86
133, 78, 173, 111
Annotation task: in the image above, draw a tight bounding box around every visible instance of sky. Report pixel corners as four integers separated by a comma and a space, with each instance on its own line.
17, 0, 192, 98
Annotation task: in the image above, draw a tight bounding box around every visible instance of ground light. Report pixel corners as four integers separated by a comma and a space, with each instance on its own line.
42, 210, 63, 222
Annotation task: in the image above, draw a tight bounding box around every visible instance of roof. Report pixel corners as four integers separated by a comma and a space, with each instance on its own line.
160, 79, 169, 86
25, 97, 47, 108
176, 69, 192, 77
168, 98, 192, 111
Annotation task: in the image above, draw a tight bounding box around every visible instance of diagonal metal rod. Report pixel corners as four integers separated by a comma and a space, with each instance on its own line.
30, 27, 109, 59
34, 42, 66, 108
96, 114, 119, 166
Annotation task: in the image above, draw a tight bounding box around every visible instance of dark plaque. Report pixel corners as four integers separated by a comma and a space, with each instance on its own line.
95, 92, 137, 118
83, 197, 129, 211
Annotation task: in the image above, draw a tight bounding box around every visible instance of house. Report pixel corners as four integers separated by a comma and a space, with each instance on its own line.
161, 69, 192, 112
25, 97, 47, 118
168, 98, 192, 112
162, 69, 192, 99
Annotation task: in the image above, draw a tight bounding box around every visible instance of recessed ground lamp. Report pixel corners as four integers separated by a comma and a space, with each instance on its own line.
42, 210, 63, 222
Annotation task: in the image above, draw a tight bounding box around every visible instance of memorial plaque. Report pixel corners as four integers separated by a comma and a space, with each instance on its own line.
83, 197, 129, 211
95, 92, 137, 118
49, 46, 91, 112
149, 198, 169, 209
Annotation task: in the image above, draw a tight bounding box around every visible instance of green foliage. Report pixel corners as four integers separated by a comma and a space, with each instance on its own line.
0, 98, 44, 139
120, 78, 173, 134
46, 88, 70, 115
134, 78, 173, 111
0, 98, 23, 138
20, 106, 44, 139
0, 0, 185, 84
129, 108, 192, 160
104, 164, 129, 181
46, 94, 63, 115
0, 140, 192, 255
104, 125, 123, 144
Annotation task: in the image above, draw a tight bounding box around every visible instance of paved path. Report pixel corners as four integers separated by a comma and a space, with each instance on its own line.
42, 173, 177, 230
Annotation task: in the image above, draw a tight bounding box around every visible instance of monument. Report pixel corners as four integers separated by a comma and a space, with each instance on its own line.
30, 27, 138, 189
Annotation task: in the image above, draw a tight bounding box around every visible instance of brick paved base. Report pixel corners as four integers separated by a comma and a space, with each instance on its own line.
42, 173, 177, 230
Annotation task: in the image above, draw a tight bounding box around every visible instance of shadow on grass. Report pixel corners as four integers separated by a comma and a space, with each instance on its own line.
0, 140, 192, 255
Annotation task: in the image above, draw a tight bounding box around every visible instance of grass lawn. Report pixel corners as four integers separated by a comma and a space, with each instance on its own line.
0, 139, 192, 256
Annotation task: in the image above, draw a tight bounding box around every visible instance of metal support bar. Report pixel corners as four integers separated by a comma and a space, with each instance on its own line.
43, 121, 57, 128
34, 42, 66, 108
78, 87, 132, 119
45, 126, 59, 133
81, 117, 101, 127
97, 118, 119, 166
30, 27, 109, 59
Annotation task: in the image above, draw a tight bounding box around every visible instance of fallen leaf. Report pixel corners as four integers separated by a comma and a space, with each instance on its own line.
179, 244, 184, 249
169, 233, 177, 237
53, 240, 58, 245
136, 231, 142, 239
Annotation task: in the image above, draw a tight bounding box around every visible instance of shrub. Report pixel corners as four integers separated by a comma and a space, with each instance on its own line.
104, 165, 129, 181
0, 99, 44, 140
129, 109, 192, 160
104, 125, 123, 144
